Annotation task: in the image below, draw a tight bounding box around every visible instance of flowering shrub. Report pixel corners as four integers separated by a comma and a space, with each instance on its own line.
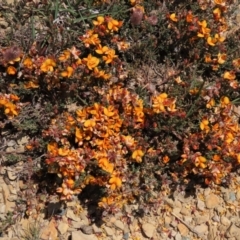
0, 0, 240, 217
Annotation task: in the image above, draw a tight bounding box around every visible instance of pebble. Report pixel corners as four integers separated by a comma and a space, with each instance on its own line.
92, 224, 102, 234
226, 224, 240, 238
81, 225, 93, 235
141, 223, 155, 238
57, 221, 68, 234
220, 216, 231, 226
175, 232, 182, 240
194, 224, 208, 235
205, 194, 219, 209
66, 209, 81, 222
197, 199, 205, 211
180, 207, 191, 216
71, 231, 98, 240
104, 226, 114, 236
113, 220, 125, 231
177, 223, 189, 236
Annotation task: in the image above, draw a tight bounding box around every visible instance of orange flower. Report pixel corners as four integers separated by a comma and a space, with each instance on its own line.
217, 53, 226, 64
207, 36, 217, 46
59, 50, 71, 62
132, 149, 144, 163
152, 93, 168, 113
75, 127, 83, 144
109, 176, 122, 190
61, 66, 74, 78
225, 132, 234, 144
206, 98, 215, 108
47, 142, 58, 156
24, 80, 39, 89
95, 45, 109, 54
163, 155, 170, 164
223, 71, 236, 80
83, 119, 96, 131
93, 67, 110, 79
107, 17, 123, 31
40, 58, 56, 72
197, 20, 211, 37
98, 157, 114, 173
220, 96, 230, 107
93, 16, 105, 26
195, 156, 207, 168
186, 11, 193, 23
7, 66, 17, 75
4, 102, 19, 118
214, 0, 226, 5
205, 53, 212, 63
83, 54, 99, 70
102, 49, 117, 64
212, 154, 221, 162
200, 117, 210, 133
58, 148, 70, 156
213, 8, 221, 20
169, 13, 178, 22
232, 58, 240, 68
122, 135, 136, 148
23, 57, 33, 69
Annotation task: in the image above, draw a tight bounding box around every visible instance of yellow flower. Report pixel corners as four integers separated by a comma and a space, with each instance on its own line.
197, 20, 211, 38
98, 157, 114, 173
200, 117, 210, 133
47, 142, 58, 156
24, 80, 39, 89
92, 67, 111, 80
23, 57, 33, 69
102, 49, 117, 64
132, 149, 144, 163
223, 71, 236, 80
75, 127, 83, 144
207, 36, 217, 46
4, 102, 18, 118
61, 66, 74, 78
205, 53, 212, 63
195, 156, 207, 168
220, 96, 230, 107
109, 176, 122, 190
152, 93, 168, 113
213, 8, 221, 20
169, 13, 178, 22
232, 58, 240, 68
107, 17, 123, 31
58, 148, 70, 156
206, 98, 215, 108
217, 53, 226, 64
95, 44, 109, 54
83, 54, 99, 70
122, 135, 136, 148
7, 66, 17, 75
59, 50, 71, 62
93, 16, 105, 26
84, 119, 96, 130
225, 132, 234, 144
40, 58, 56, 72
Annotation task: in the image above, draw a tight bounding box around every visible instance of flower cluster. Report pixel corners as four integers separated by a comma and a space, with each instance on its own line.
0, 94, 21, 119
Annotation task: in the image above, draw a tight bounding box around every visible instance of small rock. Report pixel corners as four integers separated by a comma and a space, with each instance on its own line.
183, 216, 192, 223
172, 208, 181, 215
204, 188, 211, 197
194, 212, 209, 225
164, 198, 174, 208
104, 226, 114, 236
114, 220, 124, 231
205, 194, 219, 209
180, 207, 191, 216
72, 231, 98, 240
164, 216, 171, 226
212, 214, 220, 222
142, 223, 156, 238
81, 225, 93, 235
175, 200, 182, 208
92, 224, 102, 234
66, 209, 81, 222
194, 224, 208, 235
236, 190, 240, 201
197, 199, 205, 211
7, 140, 16, 147
57, 221, 68, 234
40, 220, 58, 240
175, 232, 182, 240
226, 224, 240, 238
7, 169, 17, 181
221, 216, 231, 226
177, 223, 189, 236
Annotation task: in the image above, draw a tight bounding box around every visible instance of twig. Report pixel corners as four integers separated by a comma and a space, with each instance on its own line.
171, 212, 202, 237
